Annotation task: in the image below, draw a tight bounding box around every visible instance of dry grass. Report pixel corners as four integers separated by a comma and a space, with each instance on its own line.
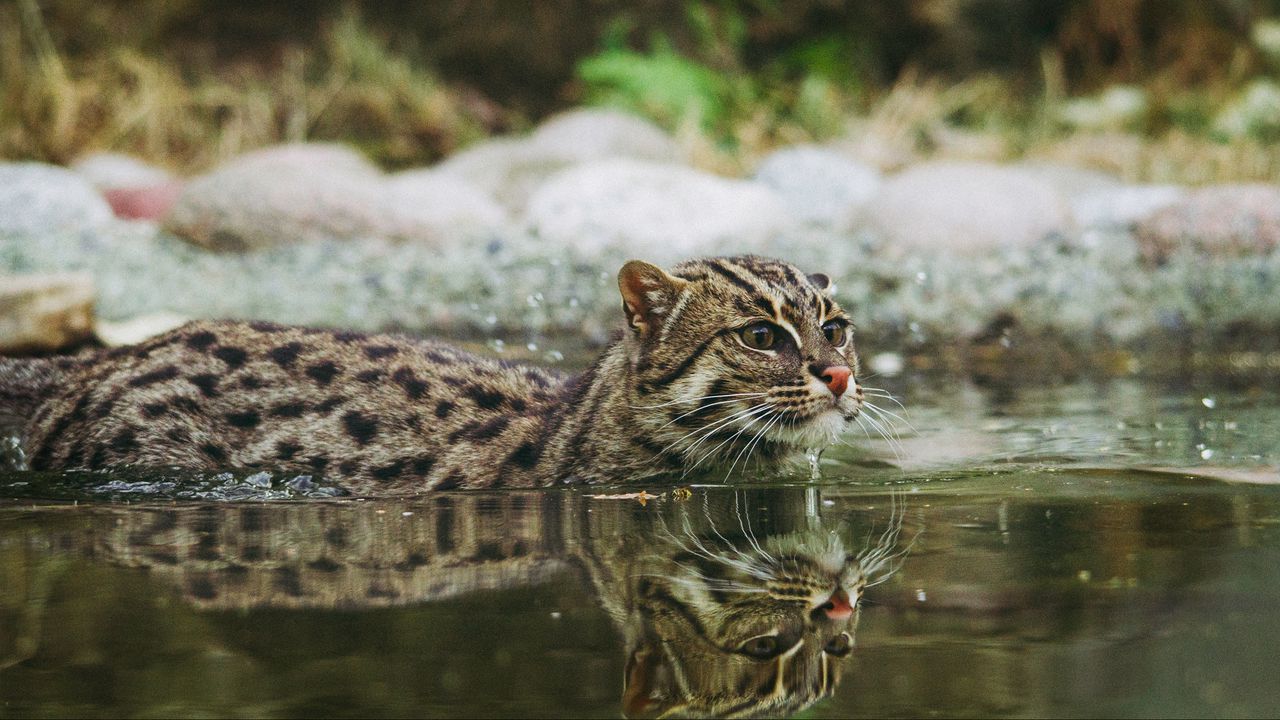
5, 0, 1280, 186
0, 2, 501, 172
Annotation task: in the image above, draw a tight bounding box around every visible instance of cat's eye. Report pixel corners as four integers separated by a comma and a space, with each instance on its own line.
738, 323, 779, 351
738, 635, 782, 659
823, 632, 853, 657
822, 319, 848, 346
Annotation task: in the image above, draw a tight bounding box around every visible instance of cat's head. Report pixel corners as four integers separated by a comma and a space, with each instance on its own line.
618, 255, 861, 470
620, 525, 896, 718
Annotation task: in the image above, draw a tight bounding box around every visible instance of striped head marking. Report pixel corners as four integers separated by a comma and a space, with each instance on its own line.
619, 255, 863, 473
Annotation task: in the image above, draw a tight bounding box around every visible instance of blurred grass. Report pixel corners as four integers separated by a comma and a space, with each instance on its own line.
6, 0, 1280, 183
0, 1, 502, 171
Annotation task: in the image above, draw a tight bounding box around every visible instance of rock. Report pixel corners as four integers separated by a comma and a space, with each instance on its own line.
385, 170, 511, 235
0, 163, 114, 236
95, 311, 190, 347
103, 181, 186, 221
528, 108, 680, 164
1072, 184, 1185, 230
164, 143, 449, 251
861, 162, 1072, 254
1014, 162, 1121, 201
72, 152, 174, 190
1134, 184, 1280, 262
753, 145, 881, 229
524, 159, 794, 262
436, 109, 681, 214
432, 138, 560, 213
0, 273, 96, 354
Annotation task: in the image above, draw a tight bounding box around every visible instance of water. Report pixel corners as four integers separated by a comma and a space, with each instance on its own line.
2, 375, 1280, 717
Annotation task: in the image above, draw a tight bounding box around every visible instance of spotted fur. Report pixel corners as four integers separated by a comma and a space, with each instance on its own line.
4, 255, 864, 493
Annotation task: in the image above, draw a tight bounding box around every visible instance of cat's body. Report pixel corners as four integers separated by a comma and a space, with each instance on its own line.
2, 255, 863, 492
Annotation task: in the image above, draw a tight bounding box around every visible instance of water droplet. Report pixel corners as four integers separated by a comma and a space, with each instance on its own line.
805, 447, 823, 480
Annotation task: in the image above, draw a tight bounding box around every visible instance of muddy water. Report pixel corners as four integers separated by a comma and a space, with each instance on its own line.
2, 376, 1279, 717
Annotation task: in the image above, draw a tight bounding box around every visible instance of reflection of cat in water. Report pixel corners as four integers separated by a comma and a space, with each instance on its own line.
599, 506, 908, 718
8, 493, 908, 718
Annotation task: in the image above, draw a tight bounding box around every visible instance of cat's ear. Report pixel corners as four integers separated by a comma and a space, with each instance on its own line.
618, 260, 687, 337
622, 643, 684, 718
807, 272, 832, 292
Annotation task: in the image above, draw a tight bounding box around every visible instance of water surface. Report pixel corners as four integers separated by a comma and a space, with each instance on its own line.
2, 376, 1279, 717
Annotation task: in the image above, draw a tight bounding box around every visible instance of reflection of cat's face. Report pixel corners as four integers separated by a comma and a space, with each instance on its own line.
623, 526, 903, 718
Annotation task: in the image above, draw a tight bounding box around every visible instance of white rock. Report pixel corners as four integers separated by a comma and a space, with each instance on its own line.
529, 108, 680, 164
72, 152, 174, 190
165, 143, 448, 251
385, 170, 511, 236
436, 110, 680, 214
0, 273, 96, 353
1014, 162, 1121, 201
753, 145, 881, 229
524, 159, 795, 262
861, 162, 1073, 255
1072, 184, 1185, 230
434, 138, 572, 213
0, 163, 113, 236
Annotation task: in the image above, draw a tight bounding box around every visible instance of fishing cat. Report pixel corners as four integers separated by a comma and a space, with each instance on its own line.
1, 255, 864, 492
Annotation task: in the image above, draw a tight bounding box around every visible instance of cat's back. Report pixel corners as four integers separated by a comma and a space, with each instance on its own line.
24, 320, 565, 490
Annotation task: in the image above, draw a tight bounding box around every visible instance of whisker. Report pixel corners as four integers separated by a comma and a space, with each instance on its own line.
660, 403, 770, 459
862, 399, 916, 435
630, 392, 766, 410
675, 404, 773, 469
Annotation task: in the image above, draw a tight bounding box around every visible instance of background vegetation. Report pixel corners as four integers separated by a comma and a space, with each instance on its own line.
6, 0, 1280, 179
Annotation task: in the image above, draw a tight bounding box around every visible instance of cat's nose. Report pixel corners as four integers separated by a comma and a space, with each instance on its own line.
811, 364, 852, 398
818, 588, 854, 620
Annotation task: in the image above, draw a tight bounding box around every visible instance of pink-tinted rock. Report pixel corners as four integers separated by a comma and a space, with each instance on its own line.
1135, 184, 1280, 262
103, 181, 185, 220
